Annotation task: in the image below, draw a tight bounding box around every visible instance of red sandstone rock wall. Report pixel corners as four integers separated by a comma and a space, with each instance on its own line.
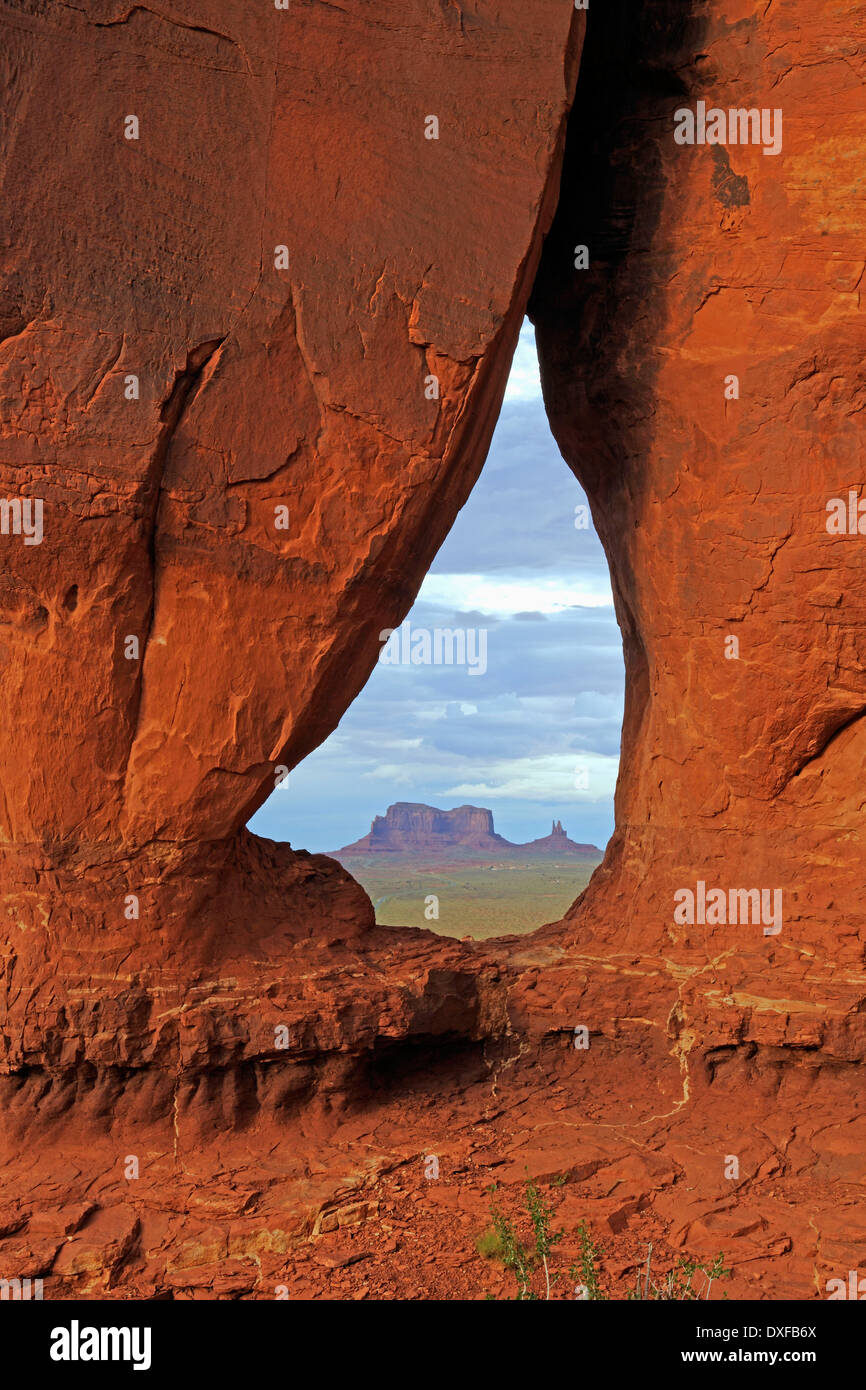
0, 0, 582, 857
531, 0, 866, 1058
0, 0, 583, 1101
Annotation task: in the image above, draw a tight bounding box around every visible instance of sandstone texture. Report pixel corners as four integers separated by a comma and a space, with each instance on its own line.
531, 0, 866, 1059
0, 0, 581, 1058
0, 0, 581, 853
1, 0, 865, 1302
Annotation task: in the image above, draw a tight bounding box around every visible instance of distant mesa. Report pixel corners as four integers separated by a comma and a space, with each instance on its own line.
334, 803, 600, 859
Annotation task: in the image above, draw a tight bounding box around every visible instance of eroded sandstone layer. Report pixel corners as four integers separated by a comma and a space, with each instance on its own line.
1, 0, 865, 1301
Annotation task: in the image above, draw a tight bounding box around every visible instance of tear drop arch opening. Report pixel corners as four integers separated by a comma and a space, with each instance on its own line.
248, 318, 626, 941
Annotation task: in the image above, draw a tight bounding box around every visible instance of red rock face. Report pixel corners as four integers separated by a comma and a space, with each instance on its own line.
2, 0, 865, 1302
530, 0, 866, 1054
517, 0, 866, 1299
0, 0, 582, 1065
0, 0, 582, 854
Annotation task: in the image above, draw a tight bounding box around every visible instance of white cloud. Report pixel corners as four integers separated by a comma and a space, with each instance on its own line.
363, 764, 415, 783
372, 737, 424, 750
418, 573, 613, 616
443, 752, 619, 803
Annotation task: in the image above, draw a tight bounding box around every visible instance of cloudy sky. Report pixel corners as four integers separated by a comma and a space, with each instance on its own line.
249, 319, 624, 853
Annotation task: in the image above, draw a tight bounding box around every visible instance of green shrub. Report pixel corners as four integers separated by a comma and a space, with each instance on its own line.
484, 1178, 565, 1300
479, 1181, 730, 1302
571, 1221, 607, 1300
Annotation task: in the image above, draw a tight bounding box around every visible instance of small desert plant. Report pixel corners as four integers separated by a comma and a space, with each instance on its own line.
475, 1225, 506, 1261
571, 1220, 608, 1300
628, 1243, 730, 1300
479, 1182, 730, 1302
482, 1178, 565, 1300
526, 1179, 564, 1299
